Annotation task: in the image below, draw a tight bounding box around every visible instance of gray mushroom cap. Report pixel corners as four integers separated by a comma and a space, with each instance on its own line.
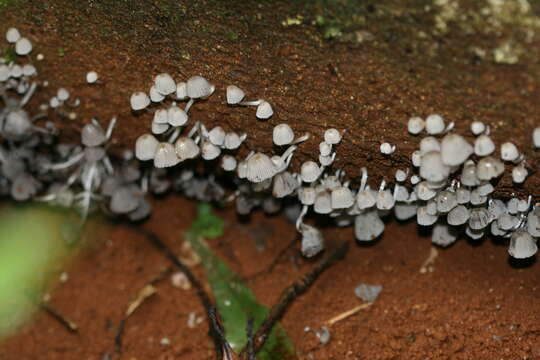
81, 123, 106, 147
110, 186, 139, 214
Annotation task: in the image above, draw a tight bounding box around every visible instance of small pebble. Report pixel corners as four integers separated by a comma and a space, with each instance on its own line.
354, 284, 383, 302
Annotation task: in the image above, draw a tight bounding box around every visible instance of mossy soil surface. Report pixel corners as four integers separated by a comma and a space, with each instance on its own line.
0, 1, 540, 358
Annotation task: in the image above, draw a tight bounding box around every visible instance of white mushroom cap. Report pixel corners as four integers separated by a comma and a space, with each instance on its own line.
447, 205, 470, 226
110, 187, 139, 214
256, 100, 273, 119
135, 133, 159, 161
416, 206, 438, 226
460, 161, 479, 186
300, 161, 320, 183
533, 127, 540, 148
380, 142, 395, 154
465, 226, 484, 240
477, 183, 494, 196
393, 184, 409, 202
425, 114, 445, 135
394, 203, 418, 221
500, 142, 519, 162
432, 223, 458, 247
176, 82, 188, 100
168, 106, 188, 126
508, 231, 537, 259
86, 71, 98, 84
186, 75, 215, 99
201, 140, 221, 160
49, 97, 60, 108
273, 124, 294, 146
354, 210, 384, 241
440, 133, 473, 166
149, 85, 165, 102
476, 156, 504, 181
420, 151, 450, 182
273, 171, 299, 198
6, 28, 21, 43
81, 123, 106, 147
221, 155, 237, 171
224, 132, 243, 150
246, 153, 276, 183
415, 181, 437, 201
436, 190, 457, 213
468, 208, 491, 230
324, 128, 341, 145
395, 169, 407, 182
471, 121, 485, 135
175, 137, 200, 161
209, 126, 226, 146
319, 154, 335, 167
154, 73, 176, 96
474, 135, 495, 156
407, 116, 425, 135
314, 191, 332, 214
22, 64, 37, 77
15, 37, 32, 55
153, 108, 169, 124
319, 142, 332, 156
154, 142, 180, 168
419, 137, 440, 155
411, 150, 422, 167
130, 91, 151, 111
57, 88, 70, 101
376, 189, 395, 210
507, 198, 519, 214
456, 187, 470, 204
226, 85, 245, 105
299, 223, 325, 258
356, 189, 376, 210
512, 163, 528, 183
497, 213, 518, 231
331, 186, 354, 209
151, 121, 169, 135
527, 209, 540, 237
298, 187, 317, 205
487, 199, 506, 220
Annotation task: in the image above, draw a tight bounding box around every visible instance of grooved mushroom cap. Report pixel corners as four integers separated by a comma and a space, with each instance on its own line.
174, 137, 200, 161
224, 132, 242, 150
153, 108, 169, 124
300, 161, 320, 183
186, 75, 214, 99
376, 189, 395, 210
468, 208, 491, 230
474, 135, 495, 157
447, 205, 470, 226
167, 106, 188, 127
256, 100, 273, 119
314, 191, 332, 214
176, 82, 188, 100
246, 153, 276, 183
209, 126, 226, 146
81, 123, 106, 147
201, 140, 221, 160
273, 124, 294, 146
356, 189, 376, 210
130, 92, 151, 111
149, 85, 165, 102
273, 171, 299, 198
331, 186, 354, 209
441, 133, 473, 166
416, 206, 438, 226
154, 73, 176, 96
154, 142, 180, 168
476, 156, 504, 181
226, 85, 245, 105
508, 231, 537, 259
15, 37, 32, 55
298, 187, 316, 205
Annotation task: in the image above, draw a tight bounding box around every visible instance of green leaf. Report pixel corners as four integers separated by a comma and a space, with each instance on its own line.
187, 205, 296, 359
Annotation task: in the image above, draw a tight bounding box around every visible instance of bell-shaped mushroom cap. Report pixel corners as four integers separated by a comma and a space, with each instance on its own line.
376, 189, 395, 210
314, 191, 332, 214
149, 85, 165, 102
224, 132, 243, 150
226, 85, 245, 105
15, 37, 32, 55
512, 164, 528, 183
175, 136, 200, 161
176, 82, 188, 100
355, 187, 375, 210
419, 137, 440, 155
474, 135, 495, 156
22, 64, 37, 77
468, 208, 491, 230
256, 100, 273, 119
508, 231, 537, 259
319, 141, 332, 156
331, 186, 354, 209
476, 156, 504, 181
420, 151, 449, 182
81, 123, 106, 147
527, 208, 540, 237
186, 75, 215, 99
487, 199, 506, 220
415, 181, 437, 201
299, 223, 325, 258
324, 128, 341, 145
246, 153, 276, 183
355, 210, 385, 241
167, 105, 188, 127
417, 206, 438, 226
221, 155, 237, 171
151, 121, 169, 135
447, 205, 470, 226
471, 121, 485, 135
110, 187, 139, 214
273, 124, 294, 146
394, 203, 417, 221
436, 191, 457, 213
273, 171, 299, 198
456, 188, 470, 204
425, 114, 445, 135
6, 28, 21, 43
86, 71, 98, 84
154, 73, 176, 96
477, 183, 494, 196
130, 91, 151, 111
432, 222, 458, 247
501, 142, 519, 162
441, 133, 473, 166
153, 108, 168, 124
135, 134, 159, 161
11, 173, 40, 201
497, 213, 518, 231
128, 196, 152, 221
154, 142, 180, 168
209, 126, 226, 146
200, 140, 221, 160
300, 161, 320, 183
298, 186, 316, 205
4, 109, 32, 138
407, 116, 425, 135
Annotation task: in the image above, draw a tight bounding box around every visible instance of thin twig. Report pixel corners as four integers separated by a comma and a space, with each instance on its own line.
326, 302, 373, 326
41, 303, 78, 333
244, 242, 349, 357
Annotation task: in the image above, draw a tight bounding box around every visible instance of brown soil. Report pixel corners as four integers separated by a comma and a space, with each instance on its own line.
1, 195, 539, 360
0, 0, 539, 199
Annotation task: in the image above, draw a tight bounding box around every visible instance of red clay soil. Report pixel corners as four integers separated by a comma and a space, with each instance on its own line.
1, 195, 539, 360
0, 0, 539, 199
